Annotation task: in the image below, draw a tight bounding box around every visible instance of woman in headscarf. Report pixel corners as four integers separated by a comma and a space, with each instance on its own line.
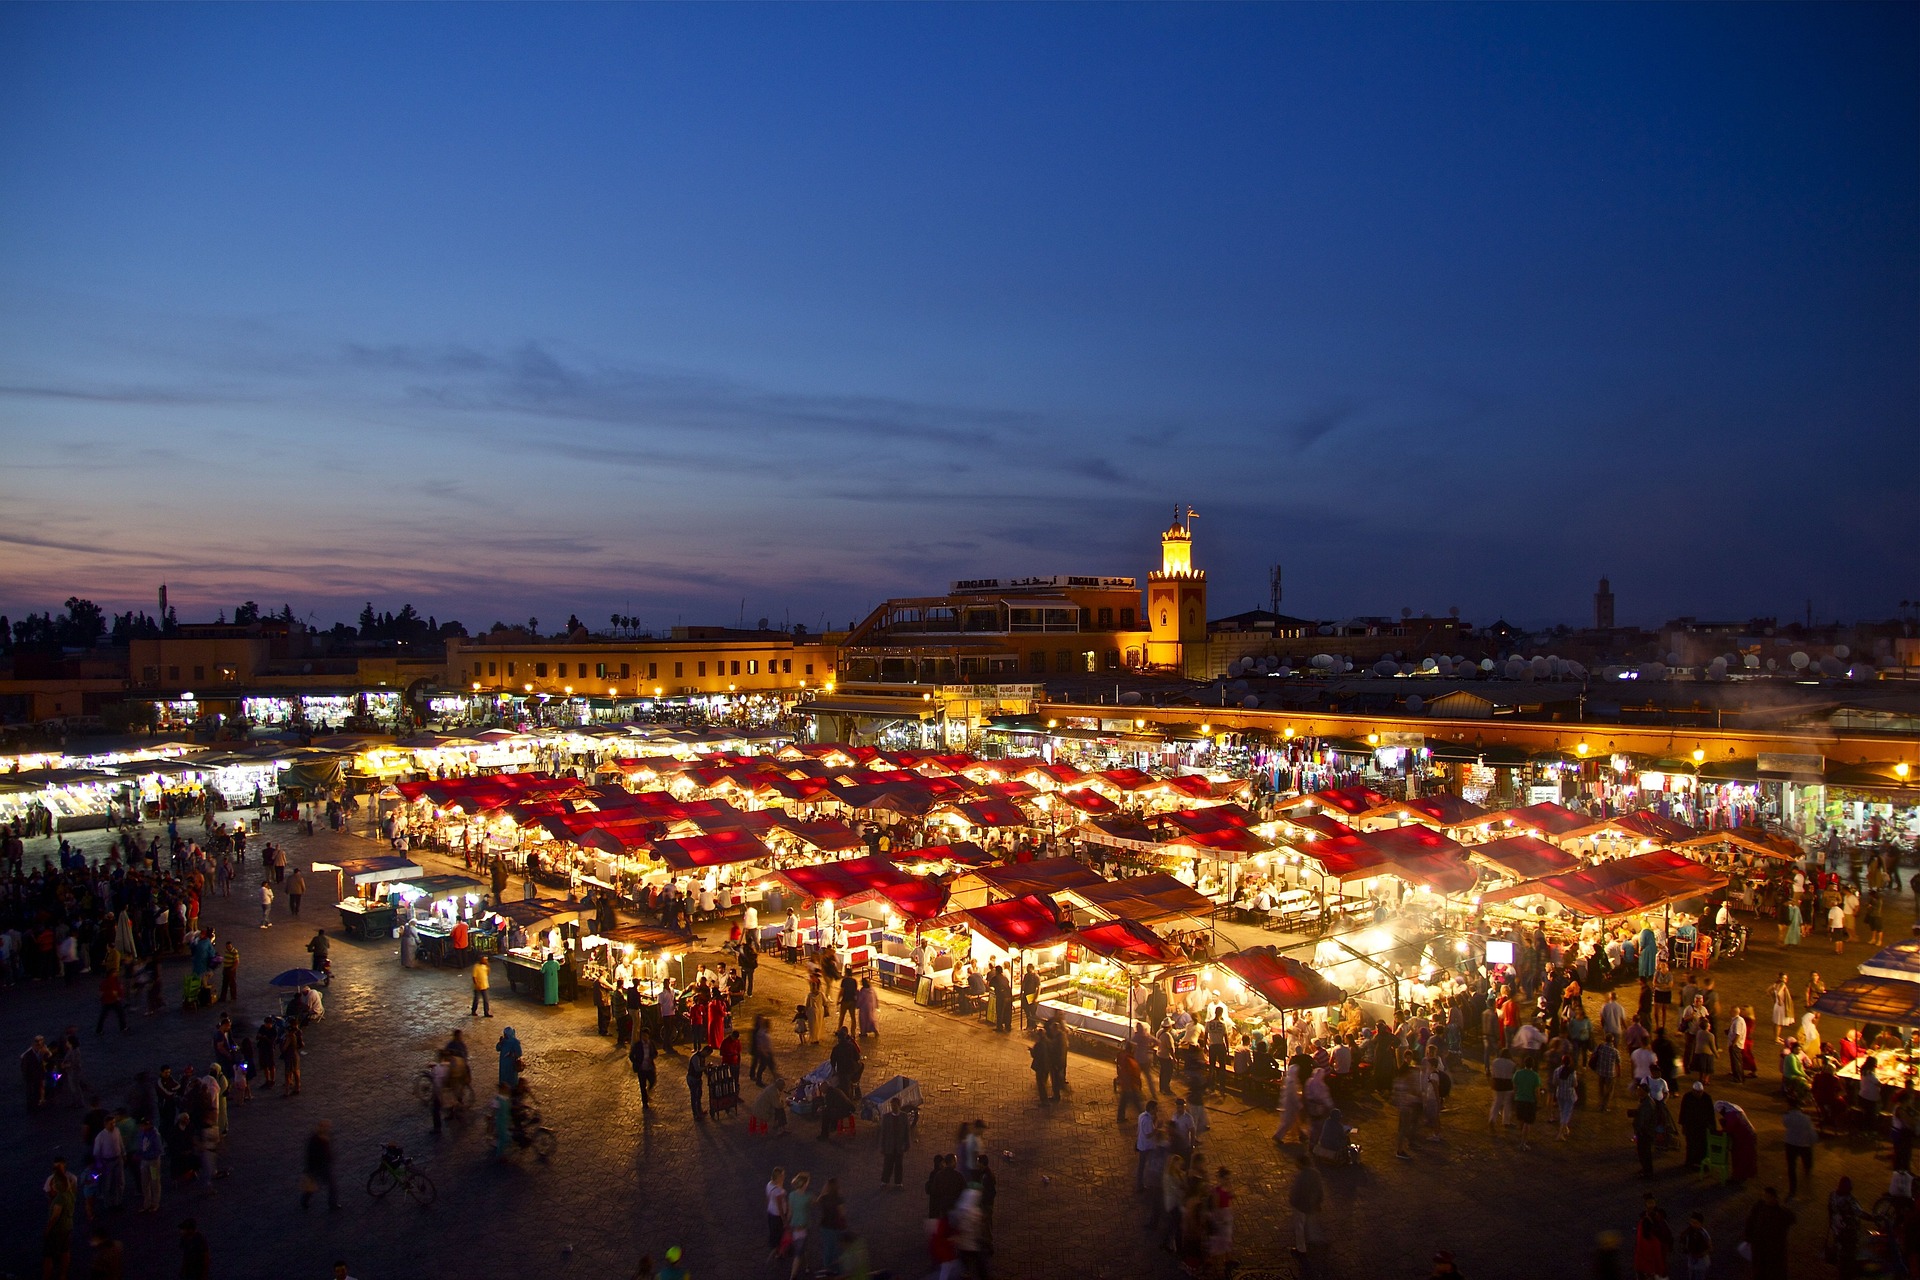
496, 1026, 523, 1088
1714, 1099, 1759, 1182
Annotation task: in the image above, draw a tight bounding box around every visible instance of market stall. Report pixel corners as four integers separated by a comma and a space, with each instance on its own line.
1038, 917, 1182, 1044
322, 856, 424, 939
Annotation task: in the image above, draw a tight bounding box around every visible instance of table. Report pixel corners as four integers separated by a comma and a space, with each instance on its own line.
336, 899, 396, 941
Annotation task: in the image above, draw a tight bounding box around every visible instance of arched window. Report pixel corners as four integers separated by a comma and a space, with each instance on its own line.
1159, 609, 1168, 627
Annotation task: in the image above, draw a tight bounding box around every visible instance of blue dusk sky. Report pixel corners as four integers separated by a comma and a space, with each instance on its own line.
0, 3, 1914, 634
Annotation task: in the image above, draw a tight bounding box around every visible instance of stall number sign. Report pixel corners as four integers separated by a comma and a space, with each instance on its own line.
1172, 974, 1198, 994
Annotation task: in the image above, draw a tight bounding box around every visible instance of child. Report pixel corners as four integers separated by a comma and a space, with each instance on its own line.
792, 1002, 812, 1044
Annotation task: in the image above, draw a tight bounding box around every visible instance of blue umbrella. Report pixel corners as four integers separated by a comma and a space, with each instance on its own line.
268, 968, 325, 988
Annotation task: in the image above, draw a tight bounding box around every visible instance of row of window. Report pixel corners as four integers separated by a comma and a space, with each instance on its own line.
469, 657, 814, 685
1026, 649, 1122, 673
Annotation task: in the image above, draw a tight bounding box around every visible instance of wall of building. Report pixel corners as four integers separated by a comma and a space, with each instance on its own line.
448, 637, 836, 697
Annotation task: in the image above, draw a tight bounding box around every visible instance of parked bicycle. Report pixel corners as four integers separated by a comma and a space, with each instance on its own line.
367, 1142, 436, 1206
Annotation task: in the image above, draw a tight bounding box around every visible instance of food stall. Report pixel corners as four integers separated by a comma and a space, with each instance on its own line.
1189, 946, 1347, 1046
945, 856, 1105, 911
322, 856, 424, 939
392, 875, 488, 963
1040, 917, 1181, 1044
942, 893, 1074, 1021
493, 897, 587, 1000
1819, 976, 1920, 1093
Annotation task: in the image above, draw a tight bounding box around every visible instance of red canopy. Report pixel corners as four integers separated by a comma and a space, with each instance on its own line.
1305, 785, 1395, 816
1391, 794, 1491, 829
1487, 801, 1592, 839
1284, 812, 1357, 840
771, 817, 865, 853
1483, 849, 1725, 916
1075, 918, 1180, 967
1073, 873, 1216, 927
1470, 835, 1581, 881
650, 829, 774, 871
1053, 788, 1119, 816
891, 841, 993, 868
1215, 947, 1345, 1011
1094, 768, 1158, 792
1299, 833, 1392, 881
953, 893, 1070, 952
1161, 805, 1257, 837
935, 798, 1031, 829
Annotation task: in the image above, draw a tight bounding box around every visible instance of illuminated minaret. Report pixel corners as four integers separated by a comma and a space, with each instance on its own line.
1146, 505, 1207, 673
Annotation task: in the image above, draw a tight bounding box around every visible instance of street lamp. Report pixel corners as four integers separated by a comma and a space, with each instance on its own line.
1576, 741, 1589, 756
1899, 762, 1912, 779
1692, 748, 1705, 763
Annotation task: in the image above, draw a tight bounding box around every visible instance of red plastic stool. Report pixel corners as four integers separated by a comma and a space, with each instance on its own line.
836, 1114, 857, 1136
747, 1116, 767, 1134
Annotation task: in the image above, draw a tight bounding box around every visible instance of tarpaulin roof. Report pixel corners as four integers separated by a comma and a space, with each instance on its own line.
589, 922, 694, 952
650, 829, 774, 871
1358, 825, 1478, 893
331, 856, 422, 885
830, 782, 939, 815
1094, 768, 1158, 792
1052, 788, 1119, 816
1162, 774, 1221, 800
1282, 813, 1357, 840
1297, 785, 1395, 816
932, 798, 1032, 829
770, 817, 865, 852
490, 897, 583, 927
1071, 873, 1216, 928
1296, 833, 1391, 881
1861, 938, 1920, 983
1075, 918, 1180, 967
1675, 826, 1803, 860
1484, 801, 1592, 839
836, 855, 950, 921
1023, 762, 1089, 787
975, 780, 1040, 801
1161, 805, 1257, 836
1482, 849, 1725, 916
1373, 794, 1490, 829
1162, 827, 1272, 860
1469, 835, 1582, 881
752, 776, 840, 803
951, 893, 1070, 952
891, 841, 993, 867
1813, 976, 1920, 1026
1075, 816, 1163, 850
947, 856, 1105, 910
1566, 809, 1700, 845
1214, 947, 1345, 1012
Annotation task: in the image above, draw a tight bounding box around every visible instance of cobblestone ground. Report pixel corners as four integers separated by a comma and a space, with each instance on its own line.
0, 818, 1906, 1280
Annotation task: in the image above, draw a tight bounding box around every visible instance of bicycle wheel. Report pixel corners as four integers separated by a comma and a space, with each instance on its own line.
366, 1166, 398, 1198
412, 1074, 434, 1104
531, 1128, 557, 1159
404, 1169, 436, 1206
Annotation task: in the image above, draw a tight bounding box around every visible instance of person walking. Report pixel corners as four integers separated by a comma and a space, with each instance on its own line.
218, 942, 239, 1006
96, 969, 128, 1035
470, 958, 492, 1017
1632, 1194, 1673, 1280
764, 1167, 790, 1257
301, 1120, 339, 1210
1782, 1096, 1816, 1198
1593, 1033, 1622, 1111
496, 1026, 523, 1089
749, 1015, 774, 1087
686, 1044, 710, 1120
785, 1172, 814, 1280
288, 870, 306, 919
879, 1096, 911, 1187
43, 1156, 77, 1279
628, 1028, 657, 1109
1769, 975, 1794, 1046
281, 1020, 304, 1096
136, 1116, 163, 1213
1287, 1152, 1326, 1275
258, 881, 274, 928
1116, 1047, 1145, 1123
177, 1219, 210, 1280
1742, 1186, 1795, 1280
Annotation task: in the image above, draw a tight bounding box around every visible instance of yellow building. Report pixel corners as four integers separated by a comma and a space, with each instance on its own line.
447, 630, 837, 699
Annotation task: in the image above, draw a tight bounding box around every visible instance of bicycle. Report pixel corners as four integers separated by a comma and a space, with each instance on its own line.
366, 1142, 436, 1206
414, 1065, 475, 1112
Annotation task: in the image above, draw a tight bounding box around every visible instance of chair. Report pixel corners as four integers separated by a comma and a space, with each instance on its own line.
1701, 1133, 1731, 1183
835, 1113, 858, 1136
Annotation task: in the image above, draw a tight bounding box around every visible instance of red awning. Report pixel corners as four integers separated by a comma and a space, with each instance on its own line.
1214, 947, 1346, 1011
953, 893, 1070, 952
1053, 788, 1119, 816
771, 817, 865, 852
934, 798, 1031, 829
1305, 785, 1395, 816
1483, 848, 1726, 916
1075, 918, 1180, 967
1161, 805, 1257, 837
891, 841, 993, 867
1073, 873, 1216, 928
1283, 813, 1357, 840
1470, 835, 1581, 881
1383, 794, 1490, 829
1094, 768, 1158, 792
650, 829, 774, 871
1485, 801, 1591, 838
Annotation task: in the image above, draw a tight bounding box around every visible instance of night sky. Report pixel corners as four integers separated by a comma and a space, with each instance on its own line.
1, 4, 1914, 633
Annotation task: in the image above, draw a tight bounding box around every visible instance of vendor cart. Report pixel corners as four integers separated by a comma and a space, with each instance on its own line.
705, 1062, 741, 1119
859, 1074, 923, 1126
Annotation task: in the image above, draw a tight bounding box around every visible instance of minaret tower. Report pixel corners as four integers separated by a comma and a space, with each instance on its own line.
1146, 504, 1207, 673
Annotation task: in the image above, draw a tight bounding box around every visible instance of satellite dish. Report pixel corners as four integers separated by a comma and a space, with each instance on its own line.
1743, 654, 1760, 669
1119, 690, 1143, 705
1835, 645, 1850, 659
1241, 696, 1259, 709
1530, 656, 1550, 678
1228, 680, 1248, 695
1405, 695, 1424, 713
1708, 657, 1728, 677
1766, 658, 1778, 671
1226, 659, 1244, 677
1480, 658, 1495, 672
1819, 656, 1844, 677
1790, 651, 1810, 670
1645, 662, 1668, 681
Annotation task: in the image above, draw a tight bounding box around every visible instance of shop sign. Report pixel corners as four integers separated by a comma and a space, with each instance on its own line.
1379, 732, 1424, 749
1172, 973, 1198, 994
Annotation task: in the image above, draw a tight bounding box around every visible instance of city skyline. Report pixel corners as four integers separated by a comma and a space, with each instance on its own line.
2, 5, 1915, 630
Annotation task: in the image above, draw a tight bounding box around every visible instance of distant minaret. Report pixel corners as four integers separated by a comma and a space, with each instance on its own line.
1594, 576, 1615, 630
158, 584, 168, 619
